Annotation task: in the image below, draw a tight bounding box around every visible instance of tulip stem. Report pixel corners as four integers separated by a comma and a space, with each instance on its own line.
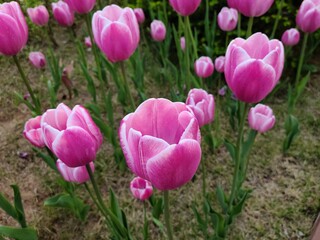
246, 17, 254, 38
186, 16, 198, 59
46, 24, 59, 48
143, 201, 148, 240
120, 61, 136, 109
163, 191, 173, 240
271, 0, 284, 39
237, 13, 241, 37
295, 33, 309, 88
97, 0, 103, 9
184, 16, 191, 91
13, 55, 41, 115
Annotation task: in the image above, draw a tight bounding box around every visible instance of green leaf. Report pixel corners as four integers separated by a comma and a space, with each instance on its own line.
11, 185, 26, 228
0, 226, 37, 240
224, 140, 236, 162
192, 204, 204, 227
33, 148, 57, 172
231, 190, 250, 217
150, 197, 163, 219
216, 186, 228, 213
283, 114, 300, 153
241, 130, 258, 161
80, 62, 96, 103
0, 193, 18, 220
152, 217, 164, 232
109, 189, 123, 223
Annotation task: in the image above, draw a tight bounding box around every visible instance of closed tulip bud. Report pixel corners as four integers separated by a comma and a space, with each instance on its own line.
119, 98, 201, 190
92, 4, 140, 63
180, 37, 186, 51
228, 0, 274, 17
186, 89, 215, 127
296, 0, 320, 33
85, 36, 92, 48
281, 28, 300, 46
169, 0, 202, 16
218, 7, 238, 31
29, 51, 46, 69
52, 1, 75, 27
23, 115, 45, 148
64, 0, 96, 15
194, 56, 214, 78
214, 56, 225, 73
41, 103, 103, 167
27, 5, 49, 26
218, 86, 227, 96
225, 32, 284, 103
248, 104, 275, 133
150, 20, 166, 42
0, 1, 28, 56
130, 177, 153, 201
134, 8, 145, 24
56, 159, 94, 183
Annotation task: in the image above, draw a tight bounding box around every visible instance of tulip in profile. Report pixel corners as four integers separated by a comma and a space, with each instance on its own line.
186, 89, 215, 127
214, 56, 225, 73
218, 7, 238, 31
248, 104, 275, 133
64, 0, 96, 14
150, 20, 166, 42
227, 0, 274, 17
134, 8, 145, 24
180, 37, 186, 51
23, 115, 45, 148
27, 5, 49, 26
0, 1, 28, 56
57, 159, 95, 183
119, 98, 201, 190
130, 177, 153, 201
225, 32, 284, 103
29, 52, 46, 69
85, 36, 92, 48
52, 1, 74, 27
194, 56, 214, 78
296, 0, 320, 33
169, 0, 202, 16
281, 28, 300, 46
41, 103, 103, 167
92, 4, 140, 63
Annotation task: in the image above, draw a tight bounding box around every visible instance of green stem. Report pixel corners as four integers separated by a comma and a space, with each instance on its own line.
13, 55, 41, 115
120, 62, 136, 109
270, 0, 284, 39
163, 191, 173, 240
225, 32, 229, 49
201, 157, 207, 199
186, 16, 198, 59
143, 201, 148, 240
237, 13, 241, 37
97, 0, 103, 9
184, 16, 191, 91
295, 33, 309, 87
246, 17, 254, 38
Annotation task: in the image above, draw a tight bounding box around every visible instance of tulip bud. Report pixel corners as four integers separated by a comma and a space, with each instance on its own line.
169, 0, 201, 16
56, 159, 94, 183
194, 56, 214, 78
217, 7, 238, 32
296, 0, 320, 33
27, 5, 49, 26
23, 115, 46, 148
228, 0, 274, 17
248, 104, 275, 133
281, 28, 300, 46
64, 0, 96, 15
134, 8, 145, 24
218, 86, 227, 96
29, 52, 46, 69
52, 1, 75, 27
84, 36, 92, 48
130, 177, 153, 201
150, 20, 166, 42
180, 37, 186, 51
214, 56, 225, 73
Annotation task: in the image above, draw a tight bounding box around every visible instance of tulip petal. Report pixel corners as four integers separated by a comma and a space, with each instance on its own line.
242, 33, 270, 59
42, 124, 60, 150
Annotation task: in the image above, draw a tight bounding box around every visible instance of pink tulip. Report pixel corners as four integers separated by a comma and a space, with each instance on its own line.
41, 103, 103, 167
248, 104, 275, 133
169, 0, 202, 16
27, 5, 49, 26
225, 32, 284, 103
186, 89, 215, 127
29, 51, 46, 69
56, 159, 95, 183
281, 28, 300, 46
23, 115, 45, 148
85, 36, 92, 48
52, 1, 74, 27
92, 4, 140, 63
119, 98, 201, 191
0, 1, 28, 56
150, 20, 166, 42
180, 36, 186, 51
130, 177, 153, 201
296, 0, 320, 33
214, 56, 225, 73
64, 0, 96, 15
218, 7, 238, 31
134, 8, 145, 24
194, 56, 214, 78
218, 86, 227, 96
227, 0, 274, 17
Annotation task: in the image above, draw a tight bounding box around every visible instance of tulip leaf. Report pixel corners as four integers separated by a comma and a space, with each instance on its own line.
231, 190, 250, 218
11, 185, 26, 228
152, 218, 164, 232
216, 186, 228, 214
241, 130, 258, 161
109, 189, 123, 223
79, 61, 96, 103
33, 148, 57, 172
149, 196, 163, 219
0, 226, 37, 240
224, 140, 236, 162
0, 193, 18, 220
85, 103, 101, 118
283, 114, 300, 154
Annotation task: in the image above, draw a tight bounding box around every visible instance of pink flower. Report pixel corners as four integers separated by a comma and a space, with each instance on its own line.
52, 1, 74, 27
225, 32, 284, 103
180, 36, 186, 51
218, 7, 238, 32
150, 20, 166, 42
23, 115, 45, 148
186, 89, 215, 127
227, 0, 274, 17
296, 0, 320, 33
29, 51, 46, 69
130, 177, 153, 201
214, 56, 225, 73
84, 36, 92, 48
281, 28, 300, 46
119, 98, 201, 191
248, 104, 275, 133
169, 0, 202, 16
218, 86, 227, 96
194, 56, 214, 78
0, 1, 28, 56
64, 0, 96, 14
134, 8, 145, 24
41, 103, 103, 167
92, 4, 140, 63
56, 159, 94, 183
27, 5, 49, 26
